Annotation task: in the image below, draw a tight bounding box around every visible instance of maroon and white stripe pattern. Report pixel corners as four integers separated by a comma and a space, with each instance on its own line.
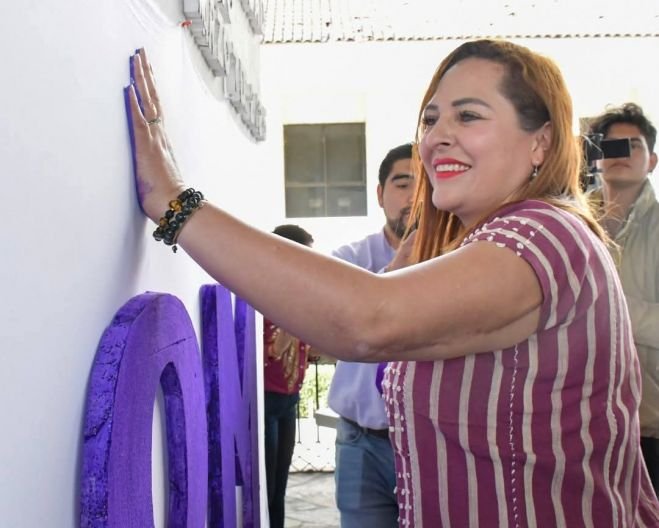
382, 201, 659, 527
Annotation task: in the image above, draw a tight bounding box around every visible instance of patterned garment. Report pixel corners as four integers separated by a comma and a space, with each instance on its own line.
263, 318, 309, 394
382, 200, 659, 527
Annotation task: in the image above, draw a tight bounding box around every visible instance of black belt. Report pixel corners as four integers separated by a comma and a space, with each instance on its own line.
342, 417, 390, 439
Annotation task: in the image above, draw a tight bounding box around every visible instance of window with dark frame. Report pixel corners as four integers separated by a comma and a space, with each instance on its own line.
284, 123, 367, 218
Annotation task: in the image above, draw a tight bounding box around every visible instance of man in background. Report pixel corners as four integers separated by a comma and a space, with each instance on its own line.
589, 103, 659, 495
328, 143, 415, 527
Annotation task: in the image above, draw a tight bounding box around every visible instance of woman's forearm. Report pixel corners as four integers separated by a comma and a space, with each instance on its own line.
176, 202, 386, 360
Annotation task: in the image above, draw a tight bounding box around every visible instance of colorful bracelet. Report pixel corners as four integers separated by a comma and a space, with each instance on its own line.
153, 188, 205, 252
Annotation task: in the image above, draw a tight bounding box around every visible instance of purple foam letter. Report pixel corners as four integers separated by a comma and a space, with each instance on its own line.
80, 293, 208, 527
201, 284, 260, 528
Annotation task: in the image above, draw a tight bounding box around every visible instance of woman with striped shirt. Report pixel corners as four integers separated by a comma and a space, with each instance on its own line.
126, 40, 659, 526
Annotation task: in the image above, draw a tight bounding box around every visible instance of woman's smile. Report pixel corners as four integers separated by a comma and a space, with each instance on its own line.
432, 157, 472, 179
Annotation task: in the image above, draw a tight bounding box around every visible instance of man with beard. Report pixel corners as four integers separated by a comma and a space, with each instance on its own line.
327, 143, 414, 528
589, 103, 659, 496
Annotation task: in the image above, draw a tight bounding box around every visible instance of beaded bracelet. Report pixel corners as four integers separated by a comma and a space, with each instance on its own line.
153, 188, 205, 253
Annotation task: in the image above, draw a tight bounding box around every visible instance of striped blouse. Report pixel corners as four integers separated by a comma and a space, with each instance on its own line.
383, 200, 659, 527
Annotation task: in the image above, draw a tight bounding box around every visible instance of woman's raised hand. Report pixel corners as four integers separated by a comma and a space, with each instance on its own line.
125, 48, 185, 222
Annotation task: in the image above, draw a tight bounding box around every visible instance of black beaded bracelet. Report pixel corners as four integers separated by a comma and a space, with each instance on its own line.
153, 188, 205, 252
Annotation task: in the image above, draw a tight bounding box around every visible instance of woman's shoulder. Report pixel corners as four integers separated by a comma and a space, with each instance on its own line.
464, 199, 601, 256
488, 199, 565, 220
483, 199, 591, 234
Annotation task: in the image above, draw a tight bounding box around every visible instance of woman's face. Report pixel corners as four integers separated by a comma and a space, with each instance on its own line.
419, 58, 545, 226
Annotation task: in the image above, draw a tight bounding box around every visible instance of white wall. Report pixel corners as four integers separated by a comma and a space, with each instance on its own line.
261, 37, 659, 254
1, 0, 266, 526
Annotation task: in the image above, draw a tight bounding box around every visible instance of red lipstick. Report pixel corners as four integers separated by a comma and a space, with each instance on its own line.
432, 158, 471, 180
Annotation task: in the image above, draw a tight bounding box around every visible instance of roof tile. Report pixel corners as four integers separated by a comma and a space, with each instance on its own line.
263, 0, 659, 43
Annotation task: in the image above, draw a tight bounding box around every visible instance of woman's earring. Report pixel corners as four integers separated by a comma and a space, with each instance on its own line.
531, 164, 539, 180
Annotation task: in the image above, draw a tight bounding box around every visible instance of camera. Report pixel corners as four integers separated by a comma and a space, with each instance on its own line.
581, 133, 631, 191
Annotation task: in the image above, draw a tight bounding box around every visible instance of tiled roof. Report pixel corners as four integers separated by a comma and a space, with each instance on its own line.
263, 0, 659, 43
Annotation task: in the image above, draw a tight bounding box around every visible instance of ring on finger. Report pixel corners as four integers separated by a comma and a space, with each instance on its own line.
147, 117, 161, 125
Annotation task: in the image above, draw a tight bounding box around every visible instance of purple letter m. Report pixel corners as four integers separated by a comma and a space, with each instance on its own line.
201, 284, 261, 528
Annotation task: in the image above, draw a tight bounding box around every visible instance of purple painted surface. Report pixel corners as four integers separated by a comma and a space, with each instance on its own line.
375, 362, 387, 395
80, 292, 207, 527
123, 85, 146, 212
124, 53, 149, 212
201, 285, 260, 528
234, 296, 260, 528
129, 54, 144, 114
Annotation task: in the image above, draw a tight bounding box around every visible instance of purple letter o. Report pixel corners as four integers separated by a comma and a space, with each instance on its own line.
80, 293, 207, 527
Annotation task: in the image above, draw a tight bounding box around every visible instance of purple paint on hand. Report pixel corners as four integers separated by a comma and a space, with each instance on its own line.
123, 84, 148, 214
129, 54, 144, 114
125, 52, 154, 214
80, 293, 207, 527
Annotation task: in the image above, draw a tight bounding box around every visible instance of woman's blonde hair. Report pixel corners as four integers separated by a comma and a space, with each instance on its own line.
409, 39, 605, 263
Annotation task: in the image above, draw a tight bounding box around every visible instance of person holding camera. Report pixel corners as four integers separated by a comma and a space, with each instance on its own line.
589, 103, 659, 496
